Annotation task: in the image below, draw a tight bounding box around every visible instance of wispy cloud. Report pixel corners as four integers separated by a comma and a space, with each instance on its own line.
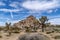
9, 2, 20, 8
0, 19, 20, 26
0, 17, 20, 26
0, 2, 6, 6
47, 10, 53, 13
0, 0, 60, 26
0, 8, 21, 18
9, 20, 20, 25
0, 17, 8, 26
48, 18, 60, 25
0, 22, 5, 26
0, 8, 20, 12
22, 0, 60, 11
9, 0, 60, 14
48, 15, 60, 25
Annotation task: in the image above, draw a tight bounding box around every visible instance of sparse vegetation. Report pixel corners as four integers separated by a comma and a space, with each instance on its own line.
39, 16, 48, 32
0, 27, 2, 38
0, 15, 60, 40
5, 22, 12, 36
12, 26, 20, 33
46, 31, 54, 34
54, 35, 60, 39
54, 28, 60, 33
0, 35, 2, 38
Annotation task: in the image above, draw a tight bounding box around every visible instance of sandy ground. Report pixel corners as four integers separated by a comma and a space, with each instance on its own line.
0, 33, 19, 40
0, 31, 60, 40
0, 32, 25, 40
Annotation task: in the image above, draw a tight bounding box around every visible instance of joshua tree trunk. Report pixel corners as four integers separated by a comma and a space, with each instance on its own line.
41, 24, 45, 32
42, 26, 44, 32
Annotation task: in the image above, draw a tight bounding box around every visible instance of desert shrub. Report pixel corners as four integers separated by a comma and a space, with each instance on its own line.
25, 26, 30, 32
12, 30, 20, 33
54, 28, 60, 33
51, 31, 54, 33
13, 31, 20, 33
46, 32, 52, 34
46, 31, 54, 34
54, 35, 60, 39
0, 35, 2, 38
10, 26, 21, 33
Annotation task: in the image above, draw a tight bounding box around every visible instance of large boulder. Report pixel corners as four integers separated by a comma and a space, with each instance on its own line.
13, 15, 40, 29
18, 33, 51, 40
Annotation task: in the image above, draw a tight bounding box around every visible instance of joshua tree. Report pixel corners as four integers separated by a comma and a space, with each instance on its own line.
5, 22, 11, 36
39, 16, 48, 32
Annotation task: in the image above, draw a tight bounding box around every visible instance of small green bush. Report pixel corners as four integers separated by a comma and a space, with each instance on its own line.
54, 35, 60, 39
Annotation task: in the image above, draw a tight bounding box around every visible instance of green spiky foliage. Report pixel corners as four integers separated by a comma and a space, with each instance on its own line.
39, 16, 48, 32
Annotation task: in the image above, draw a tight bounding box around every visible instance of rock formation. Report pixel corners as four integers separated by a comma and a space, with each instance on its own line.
13, 15, 40, 29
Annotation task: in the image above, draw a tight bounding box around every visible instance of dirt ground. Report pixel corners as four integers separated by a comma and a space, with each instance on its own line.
0, 31, 60, 40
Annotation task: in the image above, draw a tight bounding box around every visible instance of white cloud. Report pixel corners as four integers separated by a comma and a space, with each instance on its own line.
55, 9, 58, 12
0, 2, 6, 6
0, 18, 9, 26
48, 18, 60, 25
0, 18, 20, 25
0, 8, 22, 18
0, 20, 20, 26
0, 17, 8, 20
0, 22, 5, 26
10, 20, 20, 24
9, 2, 20, 8
0, 8, 20, 12
22, 0, 60, 11
47, 10, 53, 13
6, 19, 20, 25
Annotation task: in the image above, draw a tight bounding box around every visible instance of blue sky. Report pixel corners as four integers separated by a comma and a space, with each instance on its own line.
0, 0, 60, 26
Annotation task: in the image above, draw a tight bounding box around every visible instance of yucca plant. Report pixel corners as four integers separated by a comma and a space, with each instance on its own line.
39, 16, 48, 32
5, 22, 12, 36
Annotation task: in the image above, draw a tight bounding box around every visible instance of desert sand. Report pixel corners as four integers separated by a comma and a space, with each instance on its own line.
0, 31, 57, 40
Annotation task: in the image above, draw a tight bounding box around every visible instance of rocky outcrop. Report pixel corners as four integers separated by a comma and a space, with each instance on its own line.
13, 15, 40, 28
